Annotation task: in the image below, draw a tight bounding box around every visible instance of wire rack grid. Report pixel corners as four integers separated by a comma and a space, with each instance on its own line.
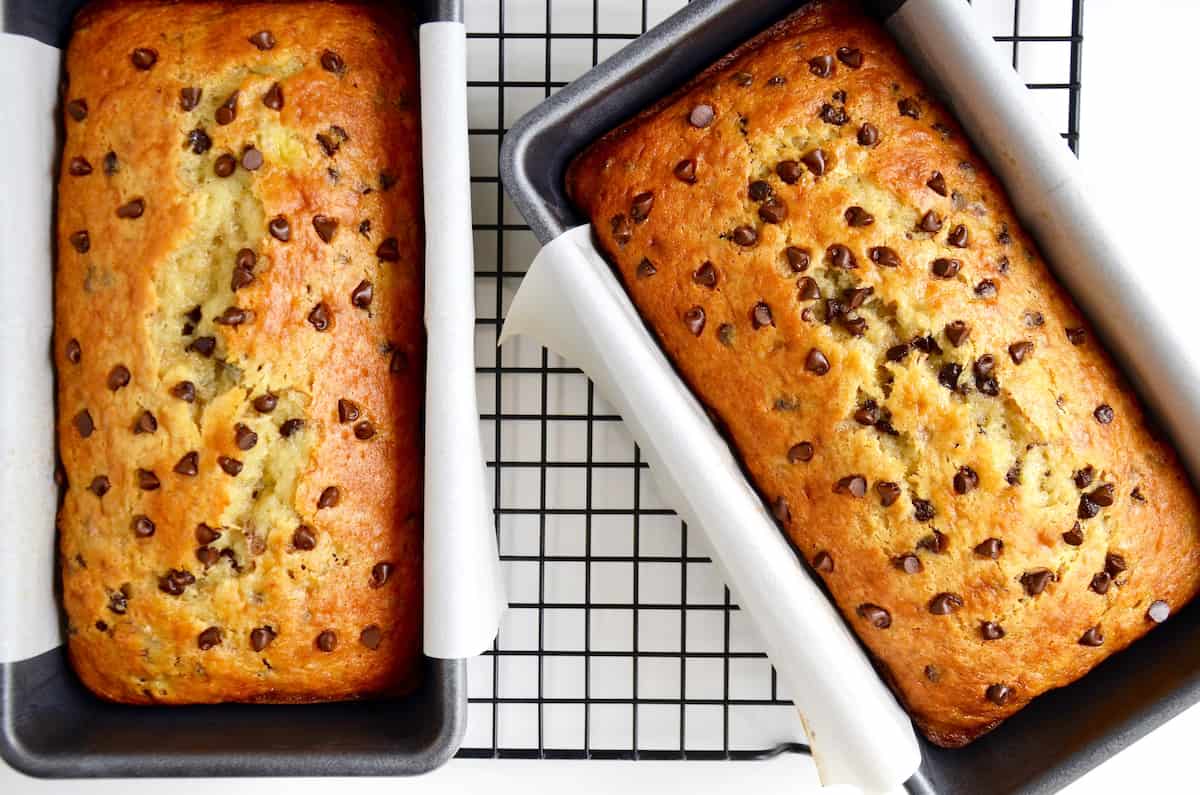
458, 0, 1085, 761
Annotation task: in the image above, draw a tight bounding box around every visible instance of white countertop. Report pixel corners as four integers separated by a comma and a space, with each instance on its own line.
7, 0, 1199, 792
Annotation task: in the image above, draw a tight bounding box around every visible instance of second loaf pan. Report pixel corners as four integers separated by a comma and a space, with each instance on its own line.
0, 0, 467, 779
500, 1, 1200, 794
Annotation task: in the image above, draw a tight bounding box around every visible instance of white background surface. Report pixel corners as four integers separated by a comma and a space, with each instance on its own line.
7, 0, 1200, 792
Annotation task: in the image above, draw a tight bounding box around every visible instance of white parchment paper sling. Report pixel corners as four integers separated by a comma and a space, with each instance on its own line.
500, 0, 1186, 790
420, 21, 506, 658
501, 225, 922, 793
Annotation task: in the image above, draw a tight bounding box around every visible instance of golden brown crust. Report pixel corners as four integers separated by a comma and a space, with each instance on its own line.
567, 0, 1200, 746
56, 0, 423, 704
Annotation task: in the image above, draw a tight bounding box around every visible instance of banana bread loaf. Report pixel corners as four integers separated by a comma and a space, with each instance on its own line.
567, 0, 1200, 746
56, 0, 423, 703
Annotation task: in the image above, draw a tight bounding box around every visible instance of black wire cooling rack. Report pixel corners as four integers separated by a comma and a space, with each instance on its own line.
458, 0, 1085, 762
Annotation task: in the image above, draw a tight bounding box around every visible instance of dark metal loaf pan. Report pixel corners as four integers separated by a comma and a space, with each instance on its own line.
499, 1, 1200, 793
0, 0, 466, 778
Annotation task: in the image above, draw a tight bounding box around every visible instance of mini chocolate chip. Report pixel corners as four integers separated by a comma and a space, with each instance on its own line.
691, 261, 718, 288
131, 48, 157, 70
250, 392, 277, 414
1131, 486, 1146, 502
68, 157, 92, 176
64, 339, 83, 366
158, 568, 196, 596
857, 604, 891, 628
785, 247, 811, 273
947, 224, 969, 248
214, 306, 248, 326
857, 123, 879, 146
250, 626, 277, 651
973, 355, 999, 395
868, 246, 900, 269
820, 103, 849, 125
913, 498, 936, 522
268, 215, 290, 241
918, 211, 943, 232
931, 258, 961, 279
944, 321, 970, 347
1089, 483, 1115, 507
808, 55, 835, 77
928, 592, 963, 615
925, 665, 940, 682
917, 530, 949, 554
801, 149, 828, 176
369, 561, 394, 588
234, 423, 258, 451
926, 172, 947, 196
311, 214, 338, 244
218, 456, 243, 476
198, 626, 222, 650
635, 258, 657, 280
353, 421, 376, 440
350, 280, 374, 309
788, 442, 814, 463
677, 305, 705, 336
66, 98, 88, 122
292, 525, 317, 550
214, 153, 237, 177
674, 159, 697, 183
953, 466, 978, 495
1066, 327, 1087, 345
316, 630, 337, 652
359, 625, 383, 649
376, 237, 401, 261
1079, 626, 1104, 647
318, 486, 340, 509
1105, 552, 1127, 577
825, 298, 846, 325
747, 180, 772, 202
134, 411, 157, 434
688, 104, 715, 128
844, 206, 874, 227
69, 230, 91, 254
912, 335, 943, 355
898, 97, 920, 118
776, 159, 803, 183
767, 75, 786, 86
937, 362, 962, 390
132, 515, 156, 538
1009, 340, 1034, 364
241, 147, 264, 171
805, 348, 831, 375
321, 49, 346, 74
89, 475, 110, 496
180, 87, 202, 111
826, 244, 856, 269
249, 30, 275, 50
261, 81, 285, 111
895, 554, 922, 574
854, 400, 880, 426
117, 198, 145, 218
337, 399, 360, 423
1023, 311, 1045, 329
105, 364, 130, 391
975, 279, 998, 299
1020, 568, 1056, 596
772, 496, 791, 523
171, 381, 197, 403
876, 481, 901, 506
986, 684, 1013, 705
732, 226, 757, 247
187, 128, 213, 154
810, 551, 834, 574
796, 276, 820, 301
358, 220, 371, 237
308, 302, 331, 331
834, 474, 867, 497
1063, 523, 1084, 546
717, 324, 735, 345
216, 92, 238, 125
1078, 494, 1100, 519
630, 191, 654, 221
195, 523, 221, 545
732, 71, 753, 86
980, 621, 1005, 640
280, 418, 304, 437
974, 538, 1003, 559
1147, 600, 1170, 623
841, 316, 868, 336
1094, 404, 1114, 424
759, 198, 787, 223
885, 343, 910, 363
134, 469, 158, 490
836, 47, 863, 68
1090, 571, 1112, 594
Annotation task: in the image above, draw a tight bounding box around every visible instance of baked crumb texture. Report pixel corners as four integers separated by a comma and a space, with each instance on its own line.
567, 0, 1200, 747
56, 1, 423, 704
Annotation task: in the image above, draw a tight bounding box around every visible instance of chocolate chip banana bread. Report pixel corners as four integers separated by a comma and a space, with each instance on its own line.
567, 0, 1200, 746
56, 0, 423, 703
